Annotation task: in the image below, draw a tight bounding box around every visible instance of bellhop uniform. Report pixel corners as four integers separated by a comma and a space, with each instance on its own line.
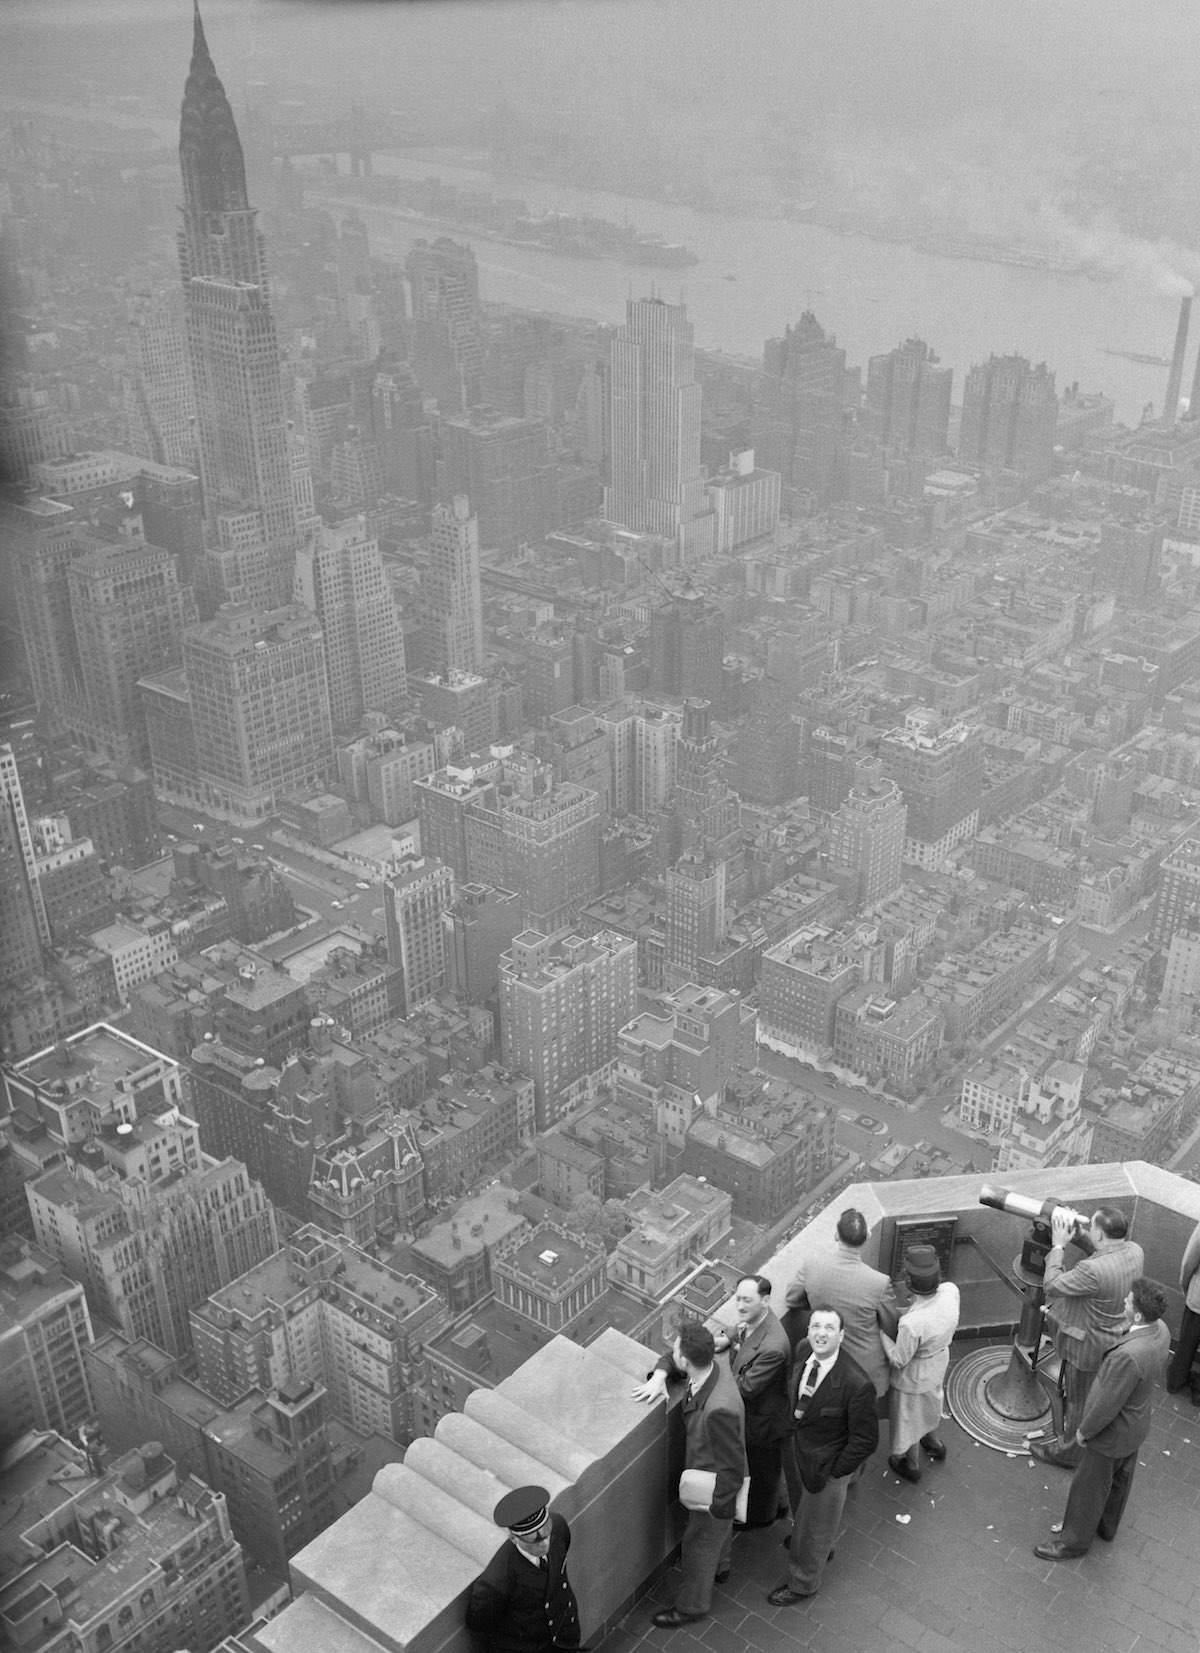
466, 1488, 581, 1653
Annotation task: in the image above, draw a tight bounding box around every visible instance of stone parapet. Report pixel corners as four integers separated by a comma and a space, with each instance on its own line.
247, 1163, 1200, 1653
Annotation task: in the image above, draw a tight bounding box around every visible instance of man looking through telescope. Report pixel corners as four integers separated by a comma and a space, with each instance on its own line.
1030, 1206, 1144, 1469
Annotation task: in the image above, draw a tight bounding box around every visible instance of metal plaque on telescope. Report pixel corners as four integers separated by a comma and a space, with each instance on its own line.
885, 1214, 958, 1283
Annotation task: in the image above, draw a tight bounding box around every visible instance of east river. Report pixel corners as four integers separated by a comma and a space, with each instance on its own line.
333, 152, 1188, 427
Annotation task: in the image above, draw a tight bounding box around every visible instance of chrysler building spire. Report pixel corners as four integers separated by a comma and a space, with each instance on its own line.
180, 0, 249, 219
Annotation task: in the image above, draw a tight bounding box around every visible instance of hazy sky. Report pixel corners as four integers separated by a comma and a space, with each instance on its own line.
5, 0, 1200, 286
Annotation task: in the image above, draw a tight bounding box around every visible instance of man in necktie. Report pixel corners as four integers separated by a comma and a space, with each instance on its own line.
768, 1306, 878, 1607
466, 1486, 582, 1653
712, 1275, 792, 1527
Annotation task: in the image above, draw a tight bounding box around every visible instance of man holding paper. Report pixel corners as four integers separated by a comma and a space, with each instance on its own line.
632, 1321, 747, 1628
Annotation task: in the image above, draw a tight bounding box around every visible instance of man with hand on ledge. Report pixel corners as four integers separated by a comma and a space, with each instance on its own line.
711, 1275, 792, 1527
632, 1321, 746, 1628
1034, 1277, 1170, 1561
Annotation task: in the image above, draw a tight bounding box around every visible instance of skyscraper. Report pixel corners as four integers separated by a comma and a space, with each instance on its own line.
864, 337, 952, 459
3, 493, 81, 728
760, 312, 846, 507
650, 593, 725, 707
499, 928, 638, 1128
183, 603, 334, 819
384, 854, 456, 1017
826, 768, 907, 908
13, 1022, 278, 1358
959, 353, 1059, 481
438, 405, 557, 552
66, 531, 198, 765
421, 495, 485, 677
294, 515, 407, 730
178, 3, 299, 609
0, 744, 49, 992
406, 237, 485, 414
665, 848, 726, 988
605, 296, 715, 561
878, 708, 983, 870
121, 289, 196, 470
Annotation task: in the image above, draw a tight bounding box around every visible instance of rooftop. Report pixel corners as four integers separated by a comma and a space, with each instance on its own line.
246, 1162, 1200, 1653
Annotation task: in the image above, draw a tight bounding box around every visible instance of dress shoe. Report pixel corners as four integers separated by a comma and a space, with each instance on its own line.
1028, 1441, 1076, 1469
921, 1433, 947, 1461
652, 1608, 706, 1629
887, 1453, 922, 1484
768, 1583, 816, 1606
714, 1570, 730, 1584
1033, 1540, 1088, 1562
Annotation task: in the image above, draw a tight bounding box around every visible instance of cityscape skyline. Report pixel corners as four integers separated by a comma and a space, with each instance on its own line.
3, 7, 1200, 1653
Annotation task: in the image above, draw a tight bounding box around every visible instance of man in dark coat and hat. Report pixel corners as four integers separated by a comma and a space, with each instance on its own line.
466, 1486, 581, 1653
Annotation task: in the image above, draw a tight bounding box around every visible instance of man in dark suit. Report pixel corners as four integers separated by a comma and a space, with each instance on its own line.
1031, 1206, 1144, 1468
1034, 1277, 1170, 1560
784, 1208, 899, 1406
768, 1305, 879, 1606
466, 1486, 581, 1653
633, 1321, 747, 1627
713, 1275, 792, 1527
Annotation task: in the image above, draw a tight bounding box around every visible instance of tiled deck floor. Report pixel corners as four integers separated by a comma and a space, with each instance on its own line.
607, 1382, 1200, 1653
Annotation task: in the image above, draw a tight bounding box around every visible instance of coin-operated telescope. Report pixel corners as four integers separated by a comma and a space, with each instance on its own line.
978, 1185, 1095, 1275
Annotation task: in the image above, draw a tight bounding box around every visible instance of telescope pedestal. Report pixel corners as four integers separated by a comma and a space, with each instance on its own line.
945, 1256, 1054, 1451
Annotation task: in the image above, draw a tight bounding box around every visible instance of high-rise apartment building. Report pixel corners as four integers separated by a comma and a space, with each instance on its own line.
384, 854, 456, 1016
758, 924, 864, 1058
499, 928, 638, 1127
121, 288, 196, 470
66, 532, 197, 765
864, 337, 952, 459
3, 493, 81, 727
1152, 836, 1200, 946
665, 849, 727, 989
9, 1022, 278, 1358
190, 1225, 443, 1443
372, 360, 436, 502
0, 1238, 95, 1438
826, 768, 907, 908
406, 237, 485, 414
0, 382, 71, 484
179, 5, 299, 609
182, 603, 333, 819
490, 770, 603, 934
295, 515, 407, 729
0, 744, 49, 991
878, 708, 983, 870
439, 406, 556, 552
416, 759, 502, 882
959, 353, 1059, 481
605, 297, 715, 561
421, 495, 484, 677
650, 593, 725, 707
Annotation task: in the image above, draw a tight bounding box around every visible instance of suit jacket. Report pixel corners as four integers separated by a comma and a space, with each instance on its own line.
1043, 1238, 1145, 1372
465, 1513, 580, 1653
1078, 1319, 1169, 1458
1180, 1220, 1200, 1314
729, 1308, 792, 1446
785, 1244, 899, 1396
672, 1359, 747, 1521
787, 1341, 879, 1493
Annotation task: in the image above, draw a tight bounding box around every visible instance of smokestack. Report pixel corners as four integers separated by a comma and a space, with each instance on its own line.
1164, 294, 1191, 425
1187, 340, 1200, 422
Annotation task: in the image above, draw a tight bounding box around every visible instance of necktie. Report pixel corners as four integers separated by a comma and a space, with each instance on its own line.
796, 1357, 820, 1417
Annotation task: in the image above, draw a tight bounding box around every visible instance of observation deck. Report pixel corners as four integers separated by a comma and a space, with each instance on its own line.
236, 1163, 1200, 1653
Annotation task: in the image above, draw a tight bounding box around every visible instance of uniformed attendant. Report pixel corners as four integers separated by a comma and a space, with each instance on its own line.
465, 1486, 582, 1653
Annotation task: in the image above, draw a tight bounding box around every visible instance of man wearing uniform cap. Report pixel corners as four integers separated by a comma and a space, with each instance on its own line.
465, 1486, 582, 1653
